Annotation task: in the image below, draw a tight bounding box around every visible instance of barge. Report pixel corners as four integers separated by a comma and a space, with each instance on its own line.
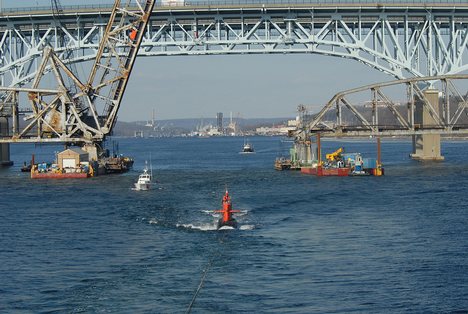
29, 146, 133, 179
301, 166, 351, 176
276, 134, 384, 176
301, 147, 383, 177
31, 167, 91, 179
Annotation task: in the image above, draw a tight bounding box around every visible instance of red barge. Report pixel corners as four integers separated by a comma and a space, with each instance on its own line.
301, 166, 350, 176
31, 171, 90, 179
299, 134, 384, 177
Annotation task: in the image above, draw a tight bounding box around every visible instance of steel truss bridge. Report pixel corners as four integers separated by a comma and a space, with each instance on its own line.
0, 1, 468, 90
0, 1, 467, 146
301, 74, 468, 137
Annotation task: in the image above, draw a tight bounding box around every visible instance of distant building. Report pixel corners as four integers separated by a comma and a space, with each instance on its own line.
255, 124, 296, 136
226, 111, 238, 136
216, 112, 223, 132
288, 118, 299, 127
134, 130, 144, 138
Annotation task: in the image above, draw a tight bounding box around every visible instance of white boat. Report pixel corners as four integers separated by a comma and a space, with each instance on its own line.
240, 140, 255, 153
134, 161, 152, 191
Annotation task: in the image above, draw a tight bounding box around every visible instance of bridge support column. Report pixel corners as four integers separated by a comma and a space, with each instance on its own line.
0, 117, 13, 167
410, 89, 444, 161
293, 139, 315, 166
82, 143, 100, 161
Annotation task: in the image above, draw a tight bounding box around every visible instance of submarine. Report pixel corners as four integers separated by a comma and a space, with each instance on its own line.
214, 190, 240, 229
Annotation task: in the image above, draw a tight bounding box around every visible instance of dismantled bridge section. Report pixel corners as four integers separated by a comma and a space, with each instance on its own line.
298, 74, 468, 160
0, 0, 156, 165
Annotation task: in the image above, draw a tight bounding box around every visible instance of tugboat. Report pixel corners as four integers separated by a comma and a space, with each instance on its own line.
274, 157, 292, 171
214, 190, 240, 229
134, 161, 152, 191
21, 162, 32, 173
21, 155, 34, 172
104, 155, 134, 173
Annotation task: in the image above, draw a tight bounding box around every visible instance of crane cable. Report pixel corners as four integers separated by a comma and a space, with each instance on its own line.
185, 231, 228, 314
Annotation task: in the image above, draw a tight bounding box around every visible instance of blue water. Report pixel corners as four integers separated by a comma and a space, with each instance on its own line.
1, 137, 467, 313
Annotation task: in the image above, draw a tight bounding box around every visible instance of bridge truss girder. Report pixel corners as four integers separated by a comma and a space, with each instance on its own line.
303, 74, 468, 138
0, 4, 467, 89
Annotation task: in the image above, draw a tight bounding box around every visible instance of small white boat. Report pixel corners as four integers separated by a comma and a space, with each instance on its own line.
134, 161, 152, 191
240, 140, 255, 154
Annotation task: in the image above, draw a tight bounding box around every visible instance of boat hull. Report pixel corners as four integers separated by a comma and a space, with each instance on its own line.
274, 159, 292, 171
217, 218, 237, 229
275, 164, 290, 171
301, 166, 383, 176
21, 165, 32, 172
134, 183, 151, 191
301, 166, 350, 176
31, 172, 89, 179
104, 156, 134, 173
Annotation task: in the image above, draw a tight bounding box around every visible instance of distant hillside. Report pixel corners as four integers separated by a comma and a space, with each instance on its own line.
113, 117, 292, 136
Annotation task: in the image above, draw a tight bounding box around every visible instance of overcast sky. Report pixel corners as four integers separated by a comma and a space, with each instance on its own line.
0, 0, 413, 121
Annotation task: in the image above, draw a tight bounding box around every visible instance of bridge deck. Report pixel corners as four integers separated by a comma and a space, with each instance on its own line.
1, 2, 468, 19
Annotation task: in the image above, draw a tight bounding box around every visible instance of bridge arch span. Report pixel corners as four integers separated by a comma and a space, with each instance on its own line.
1, 3, 467, 87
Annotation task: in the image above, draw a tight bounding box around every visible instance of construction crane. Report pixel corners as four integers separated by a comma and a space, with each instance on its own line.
325, 147, 343, 161
0, 0, 155, 159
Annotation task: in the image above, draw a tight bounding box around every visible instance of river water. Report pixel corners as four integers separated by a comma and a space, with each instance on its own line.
1, 136, 467, 313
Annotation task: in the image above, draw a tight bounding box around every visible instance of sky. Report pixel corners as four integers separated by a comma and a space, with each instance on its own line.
0, 0, 434, 121
121, 54, 391, 121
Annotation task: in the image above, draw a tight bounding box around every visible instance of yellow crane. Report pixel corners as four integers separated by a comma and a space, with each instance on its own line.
326, 147, 343, 161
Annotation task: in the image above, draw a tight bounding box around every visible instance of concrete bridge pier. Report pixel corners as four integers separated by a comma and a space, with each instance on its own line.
0, 117, 13, 167
410, 89, 444, 161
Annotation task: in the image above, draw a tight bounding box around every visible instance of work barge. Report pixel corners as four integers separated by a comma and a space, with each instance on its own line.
297, 134, 383, 177
29, 146, 134, 179
276, 134, 384, 177
275, 103, 384, 177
